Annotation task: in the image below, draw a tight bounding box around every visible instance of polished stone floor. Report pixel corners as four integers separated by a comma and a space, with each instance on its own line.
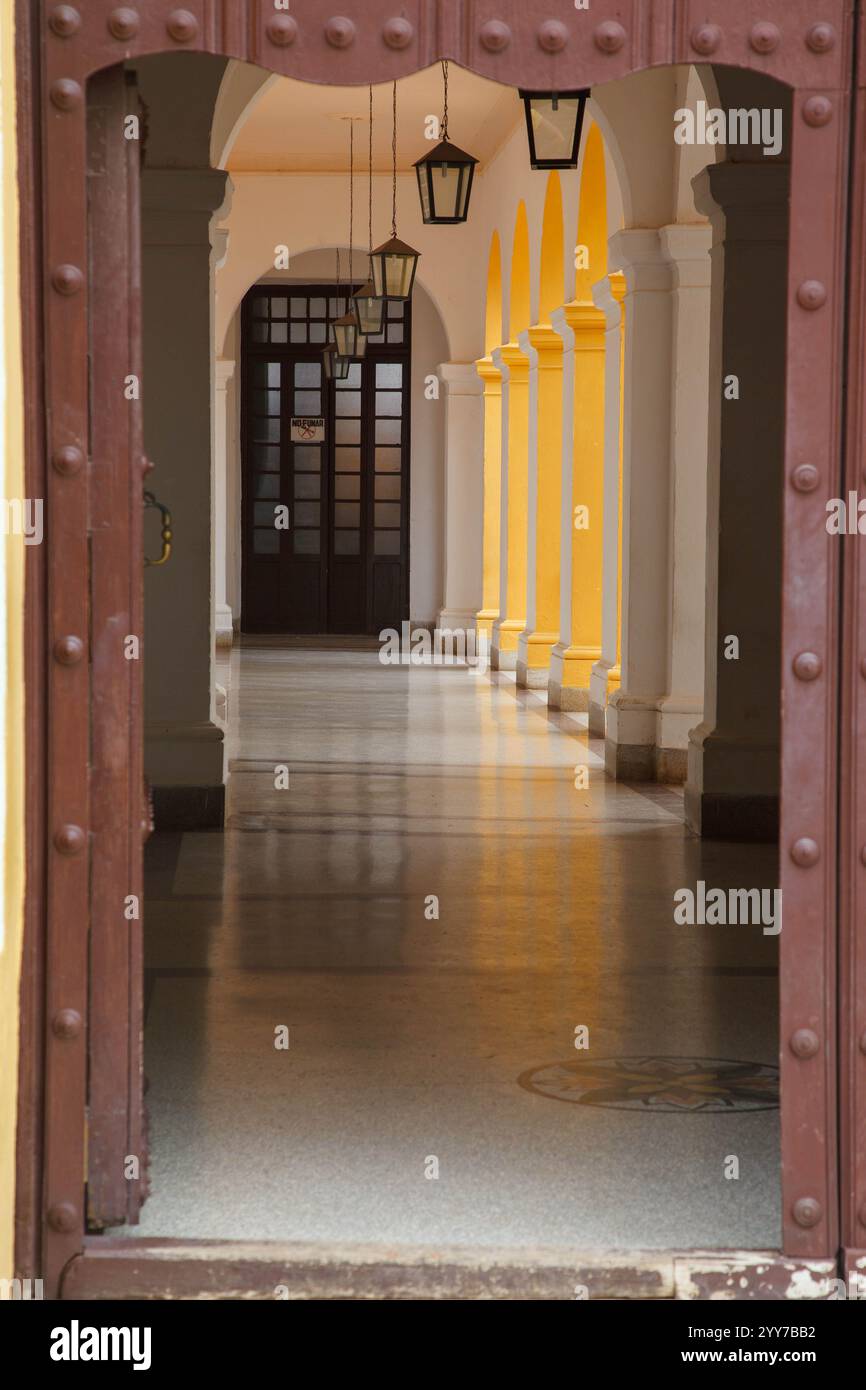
133, 640, 780, 1248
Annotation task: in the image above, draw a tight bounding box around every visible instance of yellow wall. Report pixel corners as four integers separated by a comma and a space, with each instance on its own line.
0, 3, 26, 1281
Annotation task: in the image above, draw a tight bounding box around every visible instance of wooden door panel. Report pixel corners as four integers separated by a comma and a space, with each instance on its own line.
85, 67, 146, 1229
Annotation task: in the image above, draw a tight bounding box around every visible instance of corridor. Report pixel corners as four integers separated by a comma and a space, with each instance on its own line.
136, 641, 780, 1250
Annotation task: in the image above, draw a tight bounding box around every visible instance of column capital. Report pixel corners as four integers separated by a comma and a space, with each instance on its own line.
659, 224, 712, 290
438, 362, 483, 396
692, 161, 790, 242
499, 342, 530, 381
608, 228, 673, 293
558, 301, 605, 346
525, 323, 564, 358
474, 355, 502, 385
591, 271, 626, 328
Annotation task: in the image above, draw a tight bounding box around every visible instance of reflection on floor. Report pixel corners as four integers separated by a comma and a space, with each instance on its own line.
135, 639, 780, 1249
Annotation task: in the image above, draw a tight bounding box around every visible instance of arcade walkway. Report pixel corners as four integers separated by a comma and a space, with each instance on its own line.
134, 641, 780, 1249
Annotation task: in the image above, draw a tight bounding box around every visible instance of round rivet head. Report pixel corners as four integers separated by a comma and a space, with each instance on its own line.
807, 23, 836, 54
108, 6, 139, 39
791, 837, 820, 868
52, 264, 83, 296
793, 1197, 822, 1229
54, 824, 85, 856
797, 280, 827, 310
791, 463, 819, 493
538, 20, 568, 53
594, 21, 626, 54
750, 22, 780, 54
479, 20, 511, 53
52, 444, 84, 477
50, 78, 82, 112
166, 8, 198, 42
266, 14, 297, 46
790, 1028, 820, 1059
325, 16, 356, 48
52, 1009, 82, 1040
803, 95, 833, 127
54, 635, 84, 666
49, 5, 81, 37
691, 24, 721, 55
792, 651, 822, 681
383, 17, 413, 50
48, 1202, 78, 1234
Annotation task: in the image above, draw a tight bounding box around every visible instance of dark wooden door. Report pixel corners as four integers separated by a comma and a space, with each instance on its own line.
241, 284, 410, 634
85, 67, 147, 1229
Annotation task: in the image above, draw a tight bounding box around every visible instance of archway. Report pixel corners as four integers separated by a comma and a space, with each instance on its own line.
16, 0, 852, 1297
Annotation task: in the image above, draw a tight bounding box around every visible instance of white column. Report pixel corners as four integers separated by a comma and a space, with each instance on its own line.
654, 223, 712, 779
588, 275, 625, 736
685, 163, 788, 838
214, 359, 235, 647
437, 362, 484, 630
603, 229, 673, 780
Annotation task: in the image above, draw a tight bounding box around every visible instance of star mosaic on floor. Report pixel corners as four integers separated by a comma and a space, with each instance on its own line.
518, 1056, 779, 1113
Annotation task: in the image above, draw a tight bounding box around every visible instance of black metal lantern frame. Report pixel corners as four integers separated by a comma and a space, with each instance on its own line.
518, 89, 590, 171
414, 60, 478, 225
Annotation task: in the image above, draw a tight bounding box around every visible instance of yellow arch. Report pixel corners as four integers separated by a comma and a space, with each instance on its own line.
538, 172, 564, 324
484, 232, 502, 355
574, 123, 607, 304
509, 201, 530, 341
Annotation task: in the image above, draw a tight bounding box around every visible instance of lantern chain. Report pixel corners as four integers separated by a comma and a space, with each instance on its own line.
369, 85, 374, 256
442, 59, 449, 142
391, 79, 398, 241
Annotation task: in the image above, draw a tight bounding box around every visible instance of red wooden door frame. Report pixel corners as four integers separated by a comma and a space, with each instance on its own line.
13, 0, 858, 1295
841, 1, 866, 1288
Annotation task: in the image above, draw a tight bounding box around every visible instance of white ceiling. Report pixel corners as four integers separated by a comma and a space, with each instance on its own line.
226, 65, 522, 174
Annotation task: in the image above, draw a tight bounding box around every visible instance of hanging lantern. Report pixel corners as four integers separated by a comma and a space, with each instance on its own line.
414, 61, 478, 225
353, 275, 385, 336
370, 237, 419, 301
323, 343, 351, 381
371, 79, 420, 302
333, 312, 367, 360
519, 89, 589, 170
353, 89, 386, 336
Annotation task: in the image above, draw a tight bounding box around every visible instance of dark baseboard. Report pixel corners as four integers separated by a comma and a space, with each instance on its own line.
151, 785, 225, 831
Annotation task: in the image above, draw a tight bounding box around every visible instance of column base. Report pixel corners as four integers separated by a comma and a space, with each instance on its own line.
491, 617, 525, 671
684, 724, 780, 840
603, 740, 689, 784
216, 604, 234, 649
547, 642, 602, 710
437, 608, 478, 632
588, 658, 620, 733
145, 719, 225, 793
516, 630, 559, 689
603, 691, 696, 784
